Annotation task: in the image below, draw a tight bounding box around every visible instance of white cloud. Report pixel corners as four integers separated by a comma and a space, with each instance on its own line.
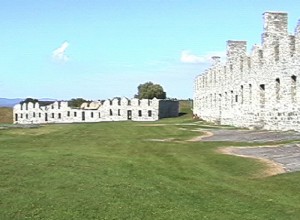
52, 41, 70, 62
180, 50, 225, 64
180, 50, 207, 64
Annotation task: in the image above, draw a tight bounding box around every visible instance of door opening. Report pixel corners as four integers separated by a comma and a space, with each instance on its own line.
127, 110, 132, 120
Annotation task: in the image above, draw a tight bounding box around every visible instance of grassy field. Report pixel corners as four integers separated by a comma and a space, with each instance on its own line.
0, 107, 13, 124
0, 102, 300, 219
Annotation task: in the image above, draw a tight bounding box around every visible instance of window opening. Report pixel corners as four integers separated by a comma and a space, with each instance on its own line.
291, 75, 297, 103
249, 84, 252, 104
260, 84, 265, 108
82, 112, 85, 121
275, 78, 280, 101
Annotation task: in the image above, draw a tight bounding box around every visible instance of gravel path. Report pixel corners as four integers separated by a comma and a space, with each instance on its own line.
197, 129, 300, 174
229, 144, 300, 173
201, 129, 300, 142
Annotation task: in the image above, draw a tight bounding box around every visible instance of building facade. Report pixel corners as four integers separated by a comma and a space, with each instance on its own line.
13, 98, 179, 124
194, 12, 300, 131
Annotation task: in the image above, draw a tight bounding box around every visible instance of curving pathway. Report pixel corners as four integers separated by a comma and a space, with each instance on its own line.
195, 129, 300, 175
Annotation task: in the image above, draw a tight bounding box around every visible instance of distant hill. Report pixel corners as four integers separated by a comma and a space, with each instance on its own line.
0, 98, 23, 107
0, 98, 57, 107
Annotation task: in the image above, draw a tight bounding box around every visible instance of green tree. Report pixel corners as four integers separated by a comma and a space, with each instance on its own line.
68, 98, 88, 108
20, 98, 39, 104
135, 82, 166, 99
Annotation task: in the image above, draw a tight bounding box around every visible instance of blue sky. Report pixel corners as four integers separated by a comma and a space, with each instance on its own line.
1, 0, 300, 100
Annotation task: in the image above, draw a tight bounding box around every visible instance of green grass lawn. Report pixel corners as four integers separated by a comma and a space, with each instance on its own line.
1, 105, 300, 219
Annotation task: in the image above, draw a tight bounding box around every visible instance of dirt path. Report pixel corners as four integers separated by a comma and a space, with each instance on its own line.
144, 125, 300, 176
190, 128, 300, 176
221, 144, 300, 173
188, 130, 214, 141
218, 146, 286, 177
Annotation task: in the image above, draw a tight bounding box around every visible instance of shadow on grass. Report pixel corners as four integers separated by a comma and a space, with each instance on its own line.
178, 112, 187, 117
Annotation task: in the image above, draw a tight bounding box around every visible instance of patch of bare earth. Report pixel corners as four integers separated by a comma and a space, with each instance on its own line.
188, 131, 214, 142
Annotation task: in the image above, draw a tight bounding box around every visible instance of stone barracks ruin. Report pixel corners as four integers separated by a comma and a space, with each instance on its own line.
194, 12, 300, 132
13, 98, 179, 124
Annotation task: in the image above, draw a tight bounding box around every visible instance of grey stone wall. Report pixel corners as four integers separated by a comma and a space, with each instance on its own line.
158, 100, 179, 118
194, 11, 300, 132
13, 98, 179, 124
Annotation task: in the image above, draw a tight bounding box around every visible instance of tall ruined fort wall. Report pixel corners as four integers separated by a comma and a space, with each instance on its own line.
194, 12, 300, 131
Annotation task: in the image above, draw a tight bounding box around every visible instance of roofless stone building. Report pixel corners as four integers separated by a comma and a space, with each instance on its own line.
13, 98, 179, 124
194, 12, 300, 131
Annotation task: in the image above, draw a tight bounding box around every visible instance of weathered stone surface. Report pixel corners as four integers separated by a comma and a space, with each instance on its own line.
200, 129, 300, 142
13, 98, 179, 124
194, 11, 300, 132
230, 145, 300, 173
